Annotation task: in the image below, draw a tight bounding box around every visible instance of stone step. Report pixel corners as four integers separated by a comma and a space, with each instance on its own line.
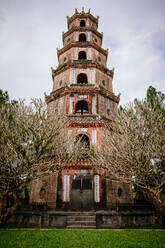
67, 225, 96, 229
66, 211, 96, 229
67, 220, 96, 226
67, 212, 95, 216
67, 216, 95, 221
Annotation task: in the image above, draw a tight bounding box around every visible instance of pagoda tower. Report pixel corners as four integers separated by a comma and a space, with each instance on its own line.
30, 8, 133, 210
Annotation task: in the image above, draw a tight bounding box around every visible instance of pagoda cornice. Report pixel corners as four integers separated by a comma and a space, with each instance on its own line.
67, 12, 98, 28
52, 60, 114, 78
45, 85, 120, 104
63, 26, 103, 40
57, 41, 108, 57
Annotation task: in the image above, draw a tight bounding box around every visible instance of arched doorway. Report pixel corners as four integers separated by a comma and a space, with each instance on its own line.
78, 51, 87, 60
77, 73, 88, 84
75, 100, 89, 115
80, 20, 85, 27
79, 33, 86, 42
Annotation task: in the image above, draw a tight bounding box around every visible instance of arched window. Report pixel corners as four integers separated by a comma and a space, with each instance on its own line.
80, 20, 86, 27
78, 51, 87, 60
79, 33, 86, 42
75, 100, 89, 115
77, 73, 88, 84
75, 134, 90, 149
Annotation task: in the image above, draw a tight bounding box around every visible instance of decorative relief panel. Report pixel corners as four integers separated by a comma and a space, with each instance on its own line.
78, 94, 88, 99
77, 128, 88, 132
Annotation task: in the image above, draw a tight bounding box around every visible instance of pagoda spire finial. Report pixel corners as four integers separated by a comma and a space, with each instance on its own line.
82, 6, 85, 13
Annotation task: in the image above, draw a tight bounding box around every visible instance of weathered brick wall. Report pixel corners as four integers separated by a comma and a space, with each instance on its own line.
98, 94, 117, 119
68, 18, 97, 30
58, 48, 73, 65
53, 68, 71, 91
95, 69, 112, 91
29, 173, 58, 209
106, 180, 134, 208
47, 173, 58, 209
91, 32, 102, 47
92, 49, 107, 66
63, 33, 74, 47
48, 95, 67, 115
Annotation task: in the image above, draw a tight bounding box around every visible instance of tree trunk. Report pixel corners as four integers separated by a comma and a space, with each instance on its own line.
0, 191, 20, 227
145, 191, 165, 229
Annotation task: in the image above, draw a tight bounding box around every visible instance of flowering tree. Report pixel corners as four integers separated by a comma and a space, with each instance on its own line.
92, 87, 165, 227
0, 97, 71, 225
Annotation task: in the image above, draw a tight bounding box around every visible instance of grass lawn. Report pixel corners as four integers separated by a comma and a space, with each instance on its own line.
0, 229, 165, 248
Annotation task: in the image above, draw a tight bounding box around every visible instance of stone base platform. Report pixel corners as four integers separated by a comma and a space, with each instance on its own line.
6, 205, 156, 229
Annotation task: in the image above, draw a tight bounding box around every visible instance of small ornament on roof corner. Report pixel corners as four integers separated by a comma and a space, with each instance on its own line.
88, 8, 91, 13
75, 8, 78, 13
97, 16, 99, 20
112, 67, 115, 72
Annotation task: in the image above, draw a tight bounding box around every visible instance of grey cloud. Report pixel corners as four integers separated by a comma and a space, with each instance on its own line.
0, 0, 164, 105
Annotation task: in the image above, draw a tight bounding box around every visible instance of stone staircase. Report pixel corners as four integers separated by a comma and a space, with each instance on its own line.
66, 212, 96, 229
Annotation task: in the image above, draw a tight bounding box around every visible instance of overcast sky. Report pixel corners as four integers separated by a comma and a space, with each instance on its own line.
0, 0, 165, 106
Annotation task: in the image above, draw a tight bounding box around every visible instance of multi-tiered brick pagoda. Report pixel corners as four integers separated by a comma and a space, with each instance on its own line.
30, 8, 133, 211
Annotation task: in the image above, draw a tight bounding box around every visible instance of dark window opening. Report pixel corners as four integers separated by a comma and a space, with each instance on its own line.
59, 80, 62, 86
72, 175, 81, 189
63, 57, 67, 62
75, 134, 90, 149
82, 176, 92, 189
107, 109, 110, 115
72, 175, 93, 190
67, 37, 70, 42
77, 73, 88, 84
98, 57, 101, 62
102, 80, 105, 86
78, 51, 87, 60
80, 20, 86, 27
95, 38, 98, 43
40, 188, 46, 199
79, 33, 86, 42
118, 188, 122, 197
75, 100, 89, 115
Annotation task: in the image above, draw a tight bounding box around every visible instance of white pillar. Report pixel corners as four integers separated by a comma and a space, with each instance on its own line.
92, 129, 97, 145
69, 96, 74, 114
92, 95, 96, 114
94, 175, 100, 202
63, 175, 70, 202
